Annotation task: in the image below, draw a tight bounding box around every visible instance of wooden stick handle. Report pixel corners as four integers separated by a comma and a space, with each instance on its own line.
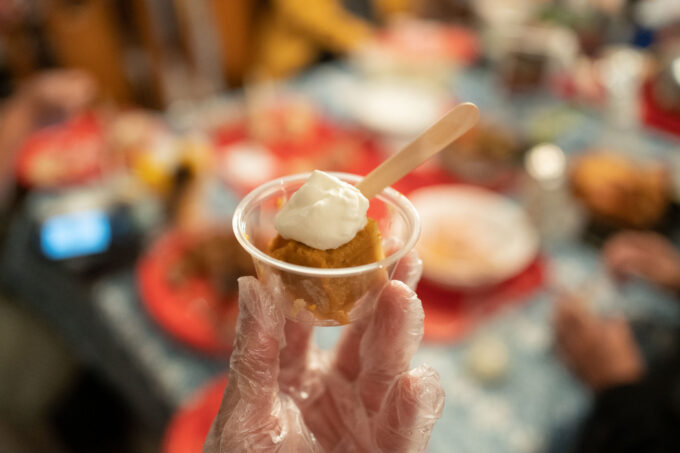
356, 102, 480, 199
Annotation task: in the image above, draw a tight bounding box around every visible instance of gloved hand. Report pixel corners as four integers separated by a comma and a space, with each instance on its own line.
204, 251, 444, 452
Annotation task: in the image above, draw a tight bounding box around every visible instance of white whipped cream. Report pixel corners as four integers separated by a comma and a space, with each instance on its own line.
274, 170, 369, 250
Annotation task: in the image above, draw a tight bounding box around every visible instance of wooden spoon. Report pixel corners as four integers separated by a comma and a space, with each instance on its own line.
356, 102, 480, 199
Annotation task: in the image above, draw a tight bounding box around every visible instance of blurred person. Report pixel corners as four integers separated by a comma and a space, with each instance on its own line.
213, 0, 418, 83
0, 69, 96, 204
0, 69, 95, 451
204, 251, 446, 452
554, 231, 680, 453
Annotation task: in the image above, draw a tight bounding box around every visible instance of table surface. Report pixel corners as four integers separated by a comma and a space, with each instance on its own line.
4, 62, 680, 452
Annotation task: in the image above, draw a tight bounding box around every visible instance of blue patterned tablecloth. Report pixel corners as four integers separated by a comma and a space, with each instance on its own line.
315, 244, 680, 453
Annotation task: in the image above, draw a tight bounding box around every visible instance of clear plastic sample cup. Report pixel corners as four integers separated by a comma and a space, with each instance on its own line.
232, 172, 421, 326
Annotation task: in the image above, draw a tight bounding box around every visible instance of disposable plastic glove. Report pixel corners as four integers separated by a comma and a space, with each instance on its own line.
204, 251, 444, 452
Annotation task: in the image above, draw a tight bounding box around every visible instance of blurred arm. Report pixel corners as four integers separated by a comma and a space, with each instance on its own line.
372, 0, 414, 21
0, 70, 95, 205
273, 0, 373, 53
0, 96, 34, 202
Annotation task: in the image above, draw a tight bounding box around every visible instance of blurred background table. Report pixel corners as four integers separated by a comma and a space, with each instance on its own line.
2, 58, 680, 452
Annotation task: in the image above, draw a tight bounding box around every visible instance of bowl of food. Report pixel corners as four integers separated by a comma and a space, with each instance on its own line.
569, 151, 671, 229
232, 171, 420, 326
440, 121, 522, 187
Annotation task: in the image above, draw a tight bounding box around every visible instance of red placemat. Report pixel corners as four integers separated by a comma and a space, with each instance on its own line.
213, 117, 518, 197
137, 232, 239, 355
15, 112, 108, 188
395, 162, 520, 196
163, 375, 228, 453
419, 257, 545, 343
641, 79, 680, 138
395, 164, 458, 195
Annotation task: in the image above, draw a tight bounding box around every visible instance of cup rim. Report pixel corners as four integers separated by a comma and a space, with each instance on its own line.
232, 171, 421, 277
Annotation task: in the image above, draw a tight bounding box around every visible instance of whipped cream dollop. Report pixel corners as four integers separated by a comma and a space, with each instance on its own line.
274, 170, 369, 250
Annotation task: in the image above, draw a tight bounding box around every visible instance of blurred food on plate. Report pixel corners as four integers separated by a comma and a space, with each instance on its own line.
15, 113, 107, 188
440, 121, 522, 186
131, 133, 213, 196
137, 230, 250, 353
107, 110, 169, 166
570, 151, 671, 229
168, 231, 254, 299
217, 140, 280, 194
246, 91, 320, 146
488, 25, 579, 93
411, 185, 538, 289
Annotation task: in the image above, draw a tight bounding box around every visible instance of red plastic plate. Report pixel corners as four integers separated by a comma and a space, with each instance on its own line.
137, 231, 239, 355
162, 375, 228, 453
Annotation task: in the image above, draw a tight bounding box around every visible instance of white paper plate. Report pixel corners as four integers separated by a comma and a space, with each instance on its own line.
218, 141, 277, 189
348, 80, 448, 138
410, 185, 539, 289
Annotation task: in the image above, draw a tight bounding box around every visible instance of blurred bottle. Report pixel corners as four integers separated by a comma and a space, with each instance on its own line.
599, 46, 649, 129
522, 143, 585, 248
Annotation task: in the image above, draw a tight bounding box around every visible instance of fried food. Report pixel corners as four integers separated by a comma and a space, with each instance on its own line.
169, 232, 255, 299
570, 152, 670, 228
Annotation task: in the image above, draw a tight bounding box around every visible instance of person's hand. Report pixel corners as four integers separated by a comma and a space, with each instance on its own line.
554, 296, 645, 391
15, 69, 97, 125
204, 252, 444, 453
1, 69, 97, 154
603, 231, 680, 293
0, 70, 97, 200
